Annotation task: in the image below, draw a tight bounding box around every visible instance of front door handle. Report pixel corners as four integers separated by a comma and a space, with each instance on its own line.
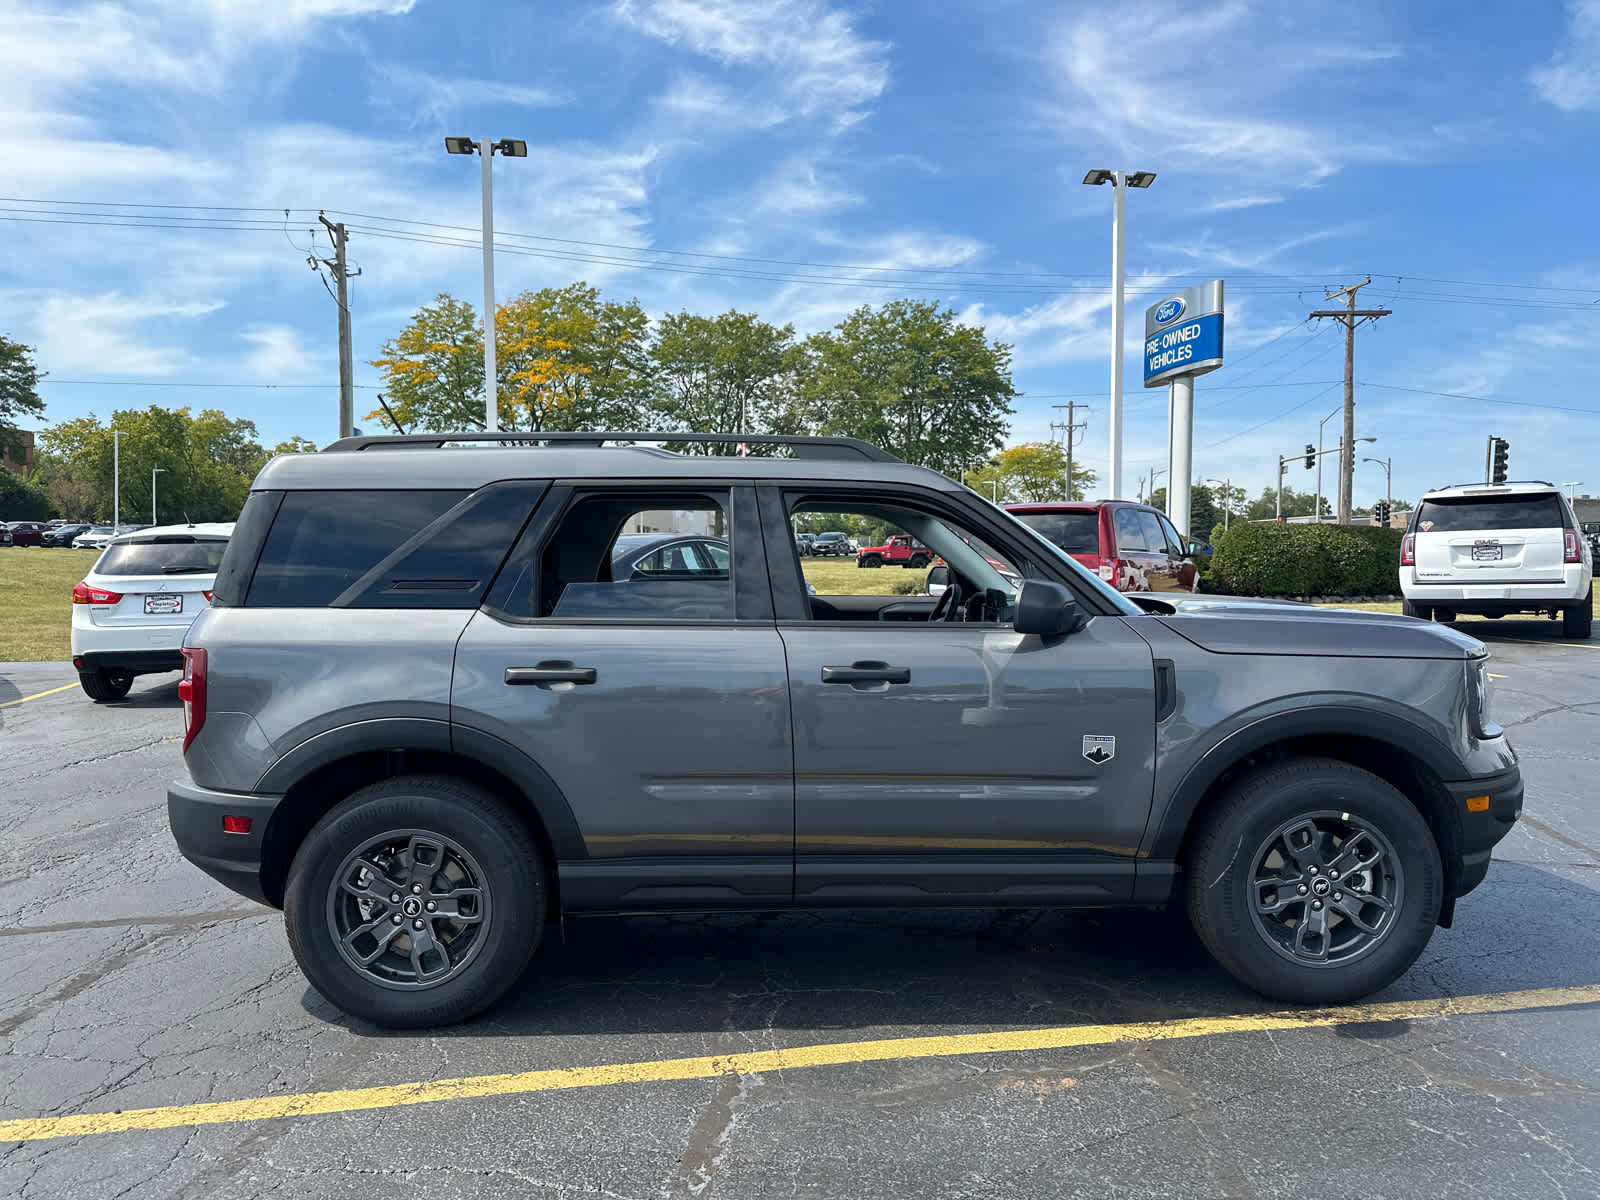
505, 663, 598, 686
821, 662, 910, 685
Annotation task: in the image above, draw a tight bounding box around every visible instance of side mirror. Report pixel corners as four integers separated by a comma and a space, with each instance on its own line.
924, 564, 950, 596
1014, 579, 1081, 637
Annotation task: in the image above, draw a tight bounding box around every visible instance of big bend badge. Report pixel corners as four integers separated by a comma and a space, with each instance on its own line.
1082, 735, 1116, 765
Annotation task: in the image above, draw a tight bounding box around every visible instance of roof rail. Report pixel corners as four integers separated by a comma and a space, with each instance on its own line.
320, 430, 900, 463
1433, 480, 1556, 491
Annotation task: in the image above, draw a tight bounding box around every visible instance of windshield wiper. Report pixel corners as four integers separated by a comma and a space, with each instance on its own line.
162, 565, 211, 574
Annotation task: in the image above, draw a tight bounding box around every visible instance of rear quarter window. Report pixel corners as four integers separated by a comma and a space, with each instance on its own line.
1415, 494, 1566, 532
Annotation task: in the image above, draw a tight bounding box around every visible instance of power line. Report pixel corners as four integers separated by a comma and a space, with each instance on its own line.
39, 379, 378, 389
1358, 381, 1600, 417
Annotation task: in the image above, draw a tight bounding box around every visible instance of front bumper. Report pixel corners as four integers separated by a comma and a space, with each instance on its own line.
168, 777, 282, 905
1445, 764, 1523, 898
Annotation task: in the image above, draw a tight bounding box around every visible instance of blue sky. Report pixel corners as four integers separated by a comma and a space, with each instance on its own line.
4, 0, 1600, 507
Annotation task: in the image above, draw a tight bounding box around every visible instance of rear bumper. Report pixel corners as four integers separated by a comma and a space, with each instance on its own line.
1402, 569, 1588, 607
168, 777, 282, 906
1445, 764, 1523, 898
73, 649, 184, 675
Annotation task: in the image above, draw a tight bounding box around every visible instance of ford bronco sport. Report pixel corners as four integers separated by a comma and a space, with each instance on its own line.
169, 432, 1522, 1027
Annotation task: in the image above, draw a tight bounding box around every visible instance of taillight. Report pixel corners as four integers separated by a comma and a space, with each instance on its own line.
1400, 535, 1415, 567
178, 647, 207, 752
1098, 562, 1116, 582
72, 581, 124, 605
202, 590, 213, 602
1564, 530, 1581, 563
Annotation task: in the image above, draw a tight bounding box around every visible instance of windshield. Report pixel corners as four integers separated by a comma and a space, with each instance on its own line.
1415, 494, 1566, 532
97, 538, 229, 575
1008, 517, 1142, 615
1011, 510, 1100, 555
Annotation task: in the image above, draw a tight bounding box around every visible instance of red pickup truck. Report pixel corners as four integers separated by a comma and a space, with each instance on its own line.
857, 535, 934, 569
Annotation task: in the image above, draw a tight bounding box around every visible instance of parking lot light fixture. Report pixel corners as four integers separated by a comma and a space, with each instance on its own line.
151, 466, 167, 525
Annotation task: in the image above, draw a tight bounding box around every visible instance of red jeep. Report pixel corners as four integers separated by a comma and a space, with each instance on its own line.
857, 534, 934, 569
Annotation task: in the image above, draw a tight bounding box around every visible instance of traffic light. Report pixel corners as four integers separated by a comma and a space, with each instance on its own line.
1305, 443, 1316, 470
1376, 502, 1391, 525
1491, 437, 1509, 484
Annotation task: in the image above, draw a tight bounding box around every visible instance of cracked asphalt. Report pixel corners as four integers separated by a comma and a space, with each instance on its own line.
2, 624, 1598, 1199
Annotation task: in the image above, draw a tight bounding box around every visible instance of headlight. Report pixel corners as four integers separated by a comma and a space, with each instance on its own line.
1469, 657, 1498, 738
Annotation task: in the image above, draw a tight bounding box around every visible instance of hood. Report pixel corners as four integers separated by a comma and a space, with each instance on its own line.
1149, 594, 1486, 659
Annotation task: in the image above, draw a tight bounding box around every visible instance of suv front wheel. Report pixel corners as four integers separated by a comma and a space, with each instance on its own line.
1187, 758, 1442, 1005
285, 775, 546, 1028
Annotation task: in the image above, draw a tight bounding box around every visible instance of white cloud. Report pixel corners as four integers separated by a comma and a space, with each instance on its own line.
374, 66, 568, 127
184, 0, 416, 47
1207, 194, 1286, 213
654, 72, 788, 131
240, 324, 324, 380
1046, 2, 1408, 185
752, 157, 863, 218
1147, 225, 1362, 272
29, 293, 224, 378
1531, 0, 1600, 110
614, 0, 889, 128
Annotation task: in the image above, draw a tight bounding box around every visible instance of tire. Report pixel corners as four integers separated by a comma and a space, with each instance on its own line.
862, 554, 883, 568
284, 775, 546, 1028
1433, 608, 1456, 623
1400, 599, 1427, 620
1563, 589, 1593, 638
907, 553, 930, 569
1186, 757, 1442, 1005
78, 668, 133, 702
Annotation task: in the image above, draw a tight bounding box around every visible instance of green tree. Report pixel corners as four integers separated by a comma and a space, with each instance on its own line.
37, 407, 303, 522
1147, 483, 1219, 538
272, 436, 320, 454
1244, 485, 1329, 521
0, 335, 46, 464
800, 300, 1014, 476
963, 441, 1096, 502
649, 310, 799, 451
0, 466, 50, 520
368, 294, 484, 432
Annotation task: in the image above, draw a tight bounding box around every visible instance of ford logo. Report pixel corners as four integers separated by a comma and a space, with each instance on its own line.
1155, 298, 1185, 324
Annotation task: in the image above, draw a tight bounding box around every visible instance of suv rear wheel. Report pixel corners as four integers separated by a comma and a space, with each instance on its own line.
906, 552, 930, 569
78, 668, 133, 702
1563, 589, 1593, 639
285, 775, 545, 1028
1400, 600, 1428, 620
1187, 758, 1441, 1005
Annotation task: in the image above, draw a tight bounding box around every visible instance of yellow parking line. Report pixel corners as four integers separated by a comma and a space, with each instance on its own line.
1, 983, 1594, 1144
0, 682, 78, 709
1493, 638, 1600, 651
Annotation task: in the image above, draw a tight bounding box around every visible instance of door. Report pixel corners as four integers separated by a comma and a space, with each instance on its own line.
451, 484, 795, 910
1112, 507, 1162, 591
770, 485, 1158, 904
1153, 512, 1198, 592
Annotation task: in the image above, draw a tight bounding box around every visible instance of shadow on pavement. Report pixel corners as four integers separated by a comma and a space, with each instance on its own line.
310, 861, 1598, 1039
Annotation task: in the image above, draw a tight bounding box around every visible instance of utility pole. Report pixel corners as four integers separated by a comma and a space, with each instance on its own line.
112, 429, 123, 532
1310, 277, 1390, 524
318, 214, 361, 439
1050, 402, 1088, 500
1276, 455, 1288, 520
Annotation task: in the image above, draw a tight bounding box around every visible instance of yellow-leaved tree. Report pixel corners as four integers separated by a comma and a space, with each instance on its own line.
367, 294, 484, 432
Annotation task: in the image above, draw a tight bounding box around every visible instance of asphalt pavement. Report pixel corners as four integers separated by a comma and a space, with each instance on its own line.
2, 623, 1598, 1199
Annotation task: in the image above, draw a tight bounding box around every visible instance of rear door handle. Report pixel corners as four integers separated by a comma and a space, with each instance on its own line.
505, 663, 598, 686
821, 662, 910, 685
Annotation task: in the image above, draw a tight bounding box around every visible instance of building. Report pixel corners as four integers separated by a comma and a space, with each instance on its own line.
1, 428, 35, 475
1573, 494, 1600, 531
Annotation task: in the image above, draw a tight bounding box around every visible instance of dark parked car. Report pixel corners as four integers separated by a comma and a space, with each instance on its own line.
169, 430, 1521, 1028
794, 532, 817, 557
811, 530, 855, 557
1006, 500, 1201, 593
4, 521, 52, 547
42, 523, 92, 547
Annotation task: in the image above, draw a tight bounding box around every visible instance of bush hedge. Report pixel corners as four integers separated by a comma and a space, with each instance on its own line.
1208, 522, 1404, 597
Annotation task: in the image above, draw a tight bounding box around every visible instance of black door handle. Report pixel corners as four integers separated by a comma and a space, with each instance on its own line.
505, 663, 598, 686
821, 662, 910, 685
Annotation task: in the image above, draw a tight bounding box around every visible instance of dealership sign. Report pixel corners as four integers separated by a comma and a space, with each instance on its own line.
1144, 280, 1224, 387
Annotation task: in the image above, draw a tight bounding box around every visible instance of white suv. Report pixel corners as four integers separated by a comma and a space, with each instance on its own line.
1400, 482, 1592, 638
70, 523, 234, 701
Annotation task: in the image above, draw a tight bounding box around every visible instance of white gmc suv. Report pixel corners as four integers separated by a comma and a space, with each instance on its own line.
1400, 482, 1592, 638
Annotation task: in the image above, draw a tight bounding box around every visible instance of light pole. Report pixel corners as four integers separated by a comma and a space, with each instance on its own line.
151, 467, 167, 525
989, 480, 1001, 504
1362, 456, 1391, 524
445, 135, 528, 433
1563, 481, 1583, 503
1315, 407, 1340, 523
1082, 168, 1156, 501
111, 429, 124, 532
1204, 477, 1232, 530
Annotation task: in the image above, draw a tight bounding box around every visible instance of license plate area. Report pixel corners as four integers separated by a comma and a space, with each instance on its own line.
144, 594, 183, 615
1471, 540, 1503, 562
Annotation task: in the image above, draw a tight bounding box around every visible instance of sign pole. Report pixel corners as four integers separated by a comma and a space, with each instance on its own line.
1169, 376, 1194, 537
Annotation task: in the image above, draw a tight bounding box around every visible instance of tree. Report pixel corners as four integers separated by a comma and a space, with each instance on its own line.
649, 310, 799, 451
800, 300, 1014, 477
963, 442, 1096, 503
0, 465, 50, 520
368, 294, 484, 432
496, 284, 652, 431
272, 436, 321, 454
0, 336, 46, 464
1148, 483, 1219, 538
1209, 482, 1248, 525
36, 407, 307, 522
1244, 486, 1329, 521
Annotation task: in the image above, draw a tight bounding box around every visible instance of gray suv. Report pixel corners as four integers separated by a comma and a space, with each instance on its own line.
169, 432, 1522, 1027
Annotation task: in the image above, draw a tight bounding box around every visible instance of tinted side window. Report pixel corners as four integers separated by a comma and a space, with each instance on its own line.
1113, 508, 1149, 552
1156, 514, 1186, 556
247, 490, 469, 608
1416, 495, 1566, 532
